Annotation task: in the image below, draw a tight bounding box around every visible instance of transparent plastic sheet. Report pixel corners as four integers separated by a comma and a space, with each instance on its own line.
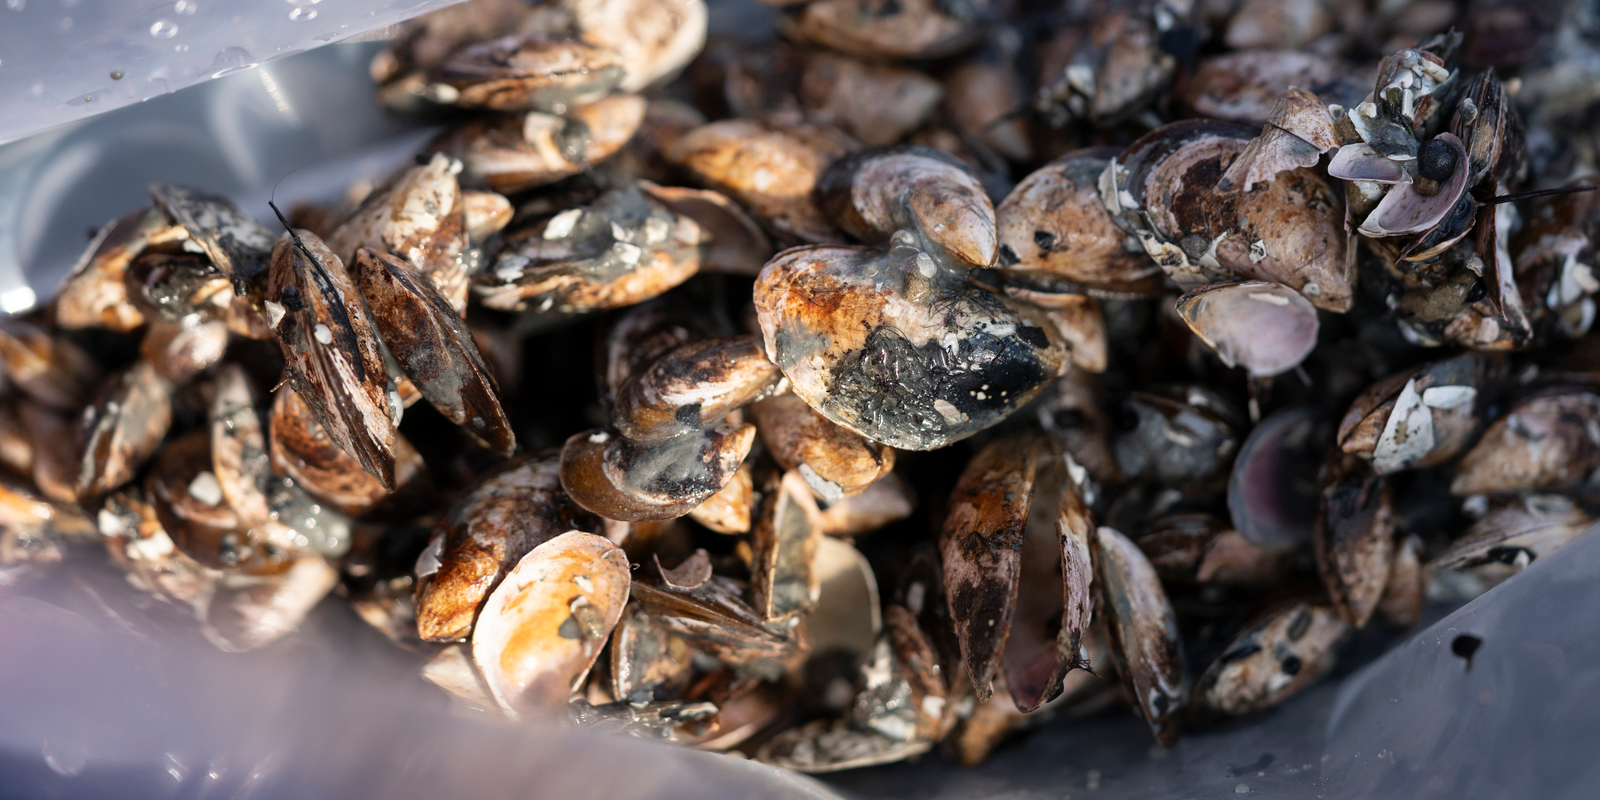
5, 530, 1596, 799
0, 0, 469, 146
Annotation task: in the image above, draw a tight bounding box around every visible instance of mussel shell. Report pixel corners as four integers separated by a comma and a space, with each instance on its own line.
415, 453, 606, 642
470, 531, 631, 715
1228, 406, 1328, 551
1194, 603, 1349, 715
327, 154, 471, 313
748, 393, 895, 501
1314, 454, 1395, 628
814, 146, 996, 269
754, 244, 1066, 451
1450, 389, 1600, 496
612, 335, 781, 441
749, 470, 824, 622
572, 0, 707, 93
430, 34, 626, 112
800, 51, 944, 148
73, 362, 173, 500
1093, 525, 1186, 746
996, 147, 1162, 295
559, 423, 757, 522
54, 207, 163, 332
149, 184, 276, 295
268, 388, 425, 518
1337, 354, 1485, 474
782, 0, 986, 60
1175, 281, 1320, 378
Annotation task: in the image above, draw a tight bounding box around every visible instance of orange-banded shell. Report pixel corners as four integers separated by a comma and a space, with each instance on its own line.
611, 334, 781, 441
559, 423, 757, 522
415, 453, 606, 642
748, 393, 894, 501
754, 244, 1066, 451
815, 146, 996, 269
470, 531, 631, 715
268, 388, 424, 518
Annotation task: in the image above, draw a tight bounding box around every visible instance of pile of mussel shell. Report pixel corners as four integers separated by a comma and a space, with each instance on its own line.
8, 0, 1600, 773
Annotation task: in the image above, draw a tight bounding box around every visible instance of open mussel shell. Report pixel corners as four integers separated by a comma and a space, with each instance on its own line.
1176, 281, 1319, 378
1114, 388, 1241, 493
996, 147, 1163, 297
754, 244, 1066, 451
1358, 133, 1472, 238
749, 393, 894, 501
470, 531, 631, 716
1092, 525, 1186, 746
351, 247, 515, 455
814, 146, 996, 269
1451, 388, 1600, 496
147, 430, 290, 576
327, 154, 470, 313
749, 470, 824, 622
1314, 453, 1395, 628
559, 422, 757, 522
265, 228, 398, 490
1194, 603, 1349, 716
428, 34, 626, 112
1328, 143, 1411, 185
415, 453, 607, 642
612, 335, 781, 441
72, 361, 173, 500
475, 183, 705, 314
1228, 406, 1328, 551
1337, 354, 1486, 474
1108, 119, 1349, 312
628, 576, 801, 666
940, 433, 1092, 711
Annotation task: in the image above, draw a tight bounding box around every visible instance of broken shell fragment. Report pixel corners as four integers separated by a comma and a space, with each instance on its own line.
1176, 281, 1320, 378
749, 470, 823, 622
475, 184, 704, 314
1195, 603, 1349, 716
1450, 389, 1600, 496
1093, 525, 1186, 746
748, 393, 894, 501
73, 362, 173, 500
1314, 454, 1395, 628
266, 228, 398, 490
559, 422, 757, 522
1217, 87, 1339, 194
1337, 355, 1486, 474
470, 531, 631, 716
415, 454, 606, 642
754, 244, 1066, 451
612, 335, 781, 441
350, 247, 515, 454
815, 147, 997, 268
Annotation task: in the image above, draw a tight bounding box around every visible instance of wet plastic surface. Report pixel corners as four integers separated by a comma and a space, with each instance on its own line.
0, 0, 466, 146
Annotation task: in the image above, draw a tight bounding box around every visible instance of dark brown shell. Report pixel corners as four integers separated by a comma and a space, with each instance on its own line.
149, 184, 276, 296
1314, 453, 1395, 628
73, 362, 173, 500
266, 228, 397, 490
268, 388, 424, 518
350, 248, 514, 454
1194, 603, 1349, 715
1093, 525, 1186, 746
326, 154, 472, 313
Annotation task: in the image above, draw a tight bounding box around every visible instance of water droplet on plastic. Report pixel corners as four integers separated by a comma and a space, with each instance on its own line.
286, 0, 321, 5
41, 738, 87, 776
288, 6, 315, 20
174, 0, 195, 14
5, 0, 25, 11
110, 69, 124, 80
150, 19, 178, 38
210, 46, 256, 78
174, 43, 189, 51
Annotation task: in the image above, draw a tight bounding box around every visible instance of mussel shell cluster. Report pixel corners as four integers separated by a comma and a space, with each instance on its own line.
8, 0, 1600, 778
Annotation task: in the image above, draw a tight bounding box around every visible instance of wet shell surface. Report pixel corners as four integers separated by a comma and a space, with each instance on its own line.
754, 244, 1066, 450
1093, 525, 1186, 746
1195, 603, 1349, 715
471, 531, 631, 715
